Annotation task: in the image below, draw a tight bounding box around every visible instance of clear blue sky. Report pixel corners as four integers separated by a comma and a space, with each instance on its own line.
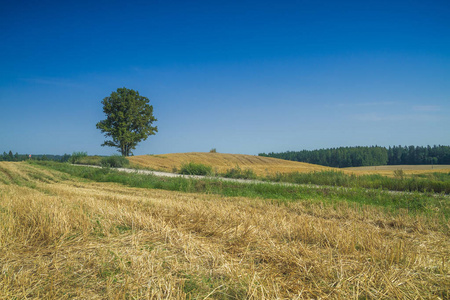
1, 0, 449, 155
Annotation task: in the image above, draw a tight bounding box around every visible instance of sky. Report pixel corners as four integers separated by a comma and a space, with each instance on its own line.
1, 0, 449, 156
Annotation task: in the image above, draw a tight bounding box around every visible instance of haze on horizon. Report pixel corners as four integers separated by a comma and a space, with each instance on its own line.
1, 0, 449, 156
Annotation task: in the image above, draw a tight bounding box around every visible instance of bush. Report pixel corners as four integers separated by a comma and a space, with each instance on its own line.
100, 155, 130, 168
223, 165, 257, 179
209, 148, 217, 153
393, 169, 405, 179
69, 151, 88, 164
77, 156, 103, 166
179, 162, 213, 176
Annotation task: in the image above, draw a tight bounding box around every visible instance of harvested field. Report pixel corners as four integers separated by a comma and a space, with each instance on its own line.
128, 152, 333, 176
0, 162, 448, 299
346, 165, 450, 176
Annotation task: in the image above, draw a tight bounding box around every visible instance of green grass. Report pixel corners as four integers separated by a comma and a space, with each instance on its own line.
31, 161, 450, 222
74, 155, 103, 166
100, 155, 129, 168
179, 162, 213, 176
266, 170, 450, 194
223, 165, 257, 179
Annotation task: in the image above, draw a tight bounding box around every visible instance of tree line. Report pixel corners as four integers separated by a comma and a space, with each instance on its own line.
259, 145, 450, 168
0, 151, 71, 162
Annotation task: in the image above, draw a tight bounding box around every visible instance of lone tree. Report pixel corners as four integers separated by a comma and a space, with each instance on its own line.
96, 87, 157, 156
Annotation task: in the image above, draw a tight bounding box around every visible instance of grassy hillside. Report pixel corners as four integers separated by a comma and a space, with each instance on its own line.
0, 161, 449, 298
128, 152, 333, 175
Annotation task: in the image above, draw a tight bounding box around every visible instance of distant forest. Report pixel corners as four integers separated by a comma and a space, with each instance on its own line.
0, 151, 71, 162
259, 145, 450, 168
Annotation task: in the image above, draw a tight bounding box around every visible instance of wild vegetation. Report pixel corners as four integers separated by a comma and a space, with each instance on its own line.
0, 161, 448, 299
126, 153, 450, 194
128, 152, 332, 176
266, 170, 450, 194
179, 162, 213, 176
30, 161, 450, 220
100, 155, 130, 168
223, 165, 257, 180
0, 150, 71, 162
260, 145, 450, 167
129, 152, 450, 178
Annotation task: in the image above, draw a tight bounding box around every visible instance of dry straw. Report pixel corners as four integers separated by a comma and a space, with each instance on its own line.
0, 162, 448, 299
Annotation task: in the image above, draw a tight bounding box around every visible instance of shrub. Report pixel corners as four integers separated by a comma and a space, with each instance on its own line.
209, 148, 217, 153
179, 162, 212, 176
394, 169, 405, 180
100, 155, 130, 168
69, 151, 88, 164
77, 156, 103, 166
223, 165, 257, 179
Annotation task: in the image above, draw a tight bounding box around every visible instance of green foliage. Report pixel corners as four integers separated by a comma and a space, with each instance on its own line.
387, 145, 450, 165
260, 146, 388, 167
100, 155, 130, 168
0, 151, 29, 162
209, 148, 217, 153
260, 145, 450, 167
179, 162, 213, 176
182, 273, 247, 299
223, 165, 257, 179
96, 87, 158, 156
266, 170, 450, 194
393, 169, 405, 179
74, 156, 102, 166
69, 152, 88, 164
32, 161, 450, 221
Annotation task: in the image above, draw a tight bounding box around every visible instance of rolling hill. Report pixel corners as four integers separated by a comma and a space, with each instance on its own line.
128, 152, 333, 176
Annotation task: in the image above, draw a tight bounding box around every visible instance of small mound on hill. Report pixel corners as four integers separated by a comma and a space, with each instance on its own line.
128, 152, 333, 176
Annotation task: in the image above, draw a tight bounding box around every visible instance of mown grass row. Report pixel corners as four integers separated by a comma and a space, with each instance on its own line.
145, 161, 450, 194
73, 156, 450, 194
266, 170, 450, 194
32, 161, 450, 221
174, 162, 450, 194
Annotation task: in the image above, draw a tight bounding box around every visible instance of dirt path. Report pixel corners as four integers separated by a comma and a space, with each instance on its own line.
79, 165, 288, 185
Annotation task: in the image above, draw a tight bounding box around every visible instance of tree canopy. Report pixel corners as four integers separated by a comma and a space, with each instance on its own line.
96, 88, 157, 156
259, 145, 450, 167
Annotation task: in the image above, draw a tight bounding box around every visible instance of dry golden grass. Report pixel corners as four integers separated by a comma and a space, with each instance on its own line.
345, 165, 450, 177
128, 152, 333, 176
0, 162, 449, 299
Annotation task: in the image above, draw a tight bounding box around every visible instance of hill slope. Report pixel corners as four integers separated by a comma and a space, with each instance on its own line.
128, 152, 333, 175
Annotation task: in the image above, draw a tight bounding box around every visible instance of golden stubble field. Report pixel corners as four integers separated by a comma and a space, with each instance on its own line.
129, 152, 450, 178
128, 152, 333, 176
345, 165, 450, 177
0, 162, 448, 299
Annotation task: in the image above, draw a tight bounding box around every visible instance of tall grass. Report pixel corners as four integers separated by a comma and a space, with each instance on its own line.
267, 170, 450, 194
223, 165, 257, 179
68, 151, 88, 164
179, 162, 213, 175
100, 155, 129, 168
31, 161, 450, 221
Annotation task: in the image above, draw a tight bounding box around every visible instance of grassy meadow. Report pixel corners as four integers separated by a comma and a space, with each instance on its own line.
0, 161, 449, 299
